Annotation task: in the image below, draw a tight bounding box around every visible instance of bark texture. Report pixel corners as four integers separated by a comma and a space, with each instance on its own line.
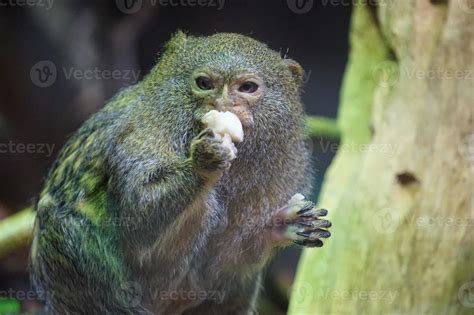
289, 1, 473, 314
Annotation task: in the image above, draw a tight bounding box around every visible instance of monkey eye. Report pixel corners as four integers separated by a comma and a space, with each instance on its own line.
195, 76, 214, 90
238, 81, 259, 93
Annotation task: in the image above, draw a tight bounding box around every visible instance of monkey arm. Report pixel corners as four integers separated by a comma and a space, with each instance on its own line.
109, 152, 211, 249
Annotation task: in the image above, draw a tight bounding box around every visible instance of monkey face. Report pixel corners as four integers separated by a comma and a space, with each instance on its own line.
156, 32, 305, 146
190, 69, 265, 128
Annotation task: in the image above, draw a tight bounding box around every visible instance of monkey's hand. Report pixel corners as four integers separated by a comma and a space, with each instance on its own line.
270, 193, 331, 247
190, 128, 236, 178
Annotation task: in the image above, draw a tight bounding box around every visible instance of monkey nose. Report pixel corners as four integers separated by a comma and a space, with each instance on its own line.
214, 97, 234, 110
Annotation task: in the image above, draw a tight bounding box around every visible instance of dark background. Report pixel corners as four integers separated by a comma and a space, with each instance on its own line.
0, 0, 351, 313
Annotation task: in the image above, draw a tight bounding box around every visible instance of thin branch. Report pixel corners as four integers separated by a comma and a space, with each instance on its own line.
0, 207, 35, 257
305, 116, 340, 140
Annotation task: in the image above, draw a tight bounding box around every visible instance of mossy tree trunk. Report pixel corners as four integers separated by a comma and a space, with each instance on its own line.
289, 1, 473, 314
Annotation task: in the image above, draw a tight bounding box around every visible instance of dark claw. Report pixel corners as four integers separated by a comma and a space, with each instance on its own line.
299, 208, 328, 218
298, 219, 332, 229
294, 239, 323, 248
315, 208, 328, 216
305, 239, 324, 247
296, 201, 315, 215
302, 219, 331, 228
317, 220, 332, 228
298, 221, 313, 227
296, 229, 331, 239
296, 231, 312, 238
314, 229, 331, 238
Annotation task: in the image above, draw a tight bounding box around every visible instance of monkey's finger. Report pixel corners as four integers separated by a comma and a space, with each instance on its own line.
298, 219, 332, 229
298, 207, 327, 217
296, 201, 316, 214
297, 220, 332, 231
299, 209, 330, 220
197, 128, 216, 139
296, 229, 331, 239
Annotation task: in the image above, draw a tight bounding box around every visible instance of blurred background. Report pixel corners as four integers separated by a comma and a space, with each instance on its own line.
0, 0, 352, 313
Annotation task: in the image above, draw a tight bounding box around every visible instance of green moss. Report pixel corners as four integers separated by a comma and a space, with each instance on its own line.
77, 191, 107, 226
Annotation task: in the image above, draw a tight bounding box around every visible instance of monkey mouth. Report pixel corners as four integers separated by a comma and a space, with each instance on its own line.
230, 110, 254, 128
207, 99, 254, 128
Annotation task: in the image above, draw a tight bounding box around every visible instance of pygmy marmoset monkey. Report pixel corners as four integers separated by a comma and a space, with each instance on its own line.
29, 31, 331, 314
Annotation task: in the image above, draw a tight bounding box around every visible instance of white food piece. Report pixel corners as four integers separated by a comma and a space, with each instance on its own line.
202, 110, 244, 143
289, 193, 305, 206
220, 133, 237, 159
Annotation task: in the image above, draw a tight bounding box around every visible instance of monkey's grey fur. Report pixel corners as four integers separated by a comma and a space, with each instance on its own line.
29, 32, 324, 315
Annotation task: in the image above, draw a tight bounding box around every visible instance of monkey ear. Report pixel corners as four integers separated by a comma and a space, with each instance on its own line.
282, 59, 305, 87
163, 30, 188, 55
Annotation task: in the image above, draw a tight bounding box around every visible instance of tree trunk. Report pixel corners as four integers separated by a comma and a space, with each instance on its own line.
289, 1, 473, 314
